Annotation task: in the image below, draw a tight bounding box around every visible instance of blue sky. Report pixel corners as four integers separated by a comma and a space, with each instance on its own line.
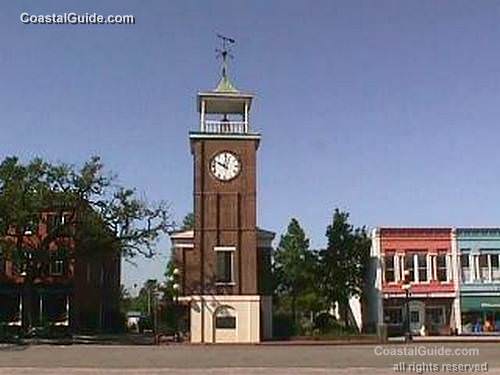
1, 1, 500, 292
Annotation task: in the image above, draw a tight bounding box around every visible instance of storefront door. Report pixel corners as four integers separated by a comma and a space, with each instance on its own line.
409, 301, 425, 334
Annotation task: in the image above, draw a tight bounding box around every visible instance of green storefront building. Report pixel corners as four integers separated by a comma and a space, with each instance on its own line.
458, 228, 500, 334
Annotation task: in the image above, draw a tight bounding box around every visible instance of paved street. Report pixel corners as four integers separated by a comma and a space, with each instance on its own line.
1, 343, 499, 374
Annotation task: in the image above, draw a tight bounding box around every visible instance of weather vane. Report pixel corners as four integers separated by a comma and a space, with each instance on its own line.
216, 34, 235, 79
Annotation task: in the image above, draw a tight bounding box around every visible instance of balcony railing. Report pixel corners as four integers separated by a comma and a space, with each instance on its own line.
202, 120, 248, 134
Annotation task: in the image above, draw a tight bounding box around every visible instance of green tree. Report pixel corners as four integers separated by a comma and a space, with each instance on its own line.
163, 258, 180, 301
318, 209, 371, 327
273, 218, 315, 328
119, 285, 133, 314
0, 155, 173, 333
136, 279, 159, 317
179, 212, 194, 231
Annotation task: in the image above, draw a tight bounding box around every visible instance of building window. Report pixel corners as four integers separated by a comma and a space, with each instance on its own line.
436, 254, 447, 282
86, 263, 91, 283
13, 251, 29, 276
404, 253, 415, 282
384, 308, 402, 325
216, 251, 233, 283
24, 217, 39, 235
60, 213, 74, 236
384, 253, 395, 283
50, 259, 64, 276
491, 254, 500, 281
461, 253, 470, 283
479, 254, 489, 282
417, 254, 427, 282
397, 255, 405, 282
0, 245, 4, 274
46, 214, 62, 234
62, 213, 72, 225
100, 265, 105, 286
49, 249, 66, 276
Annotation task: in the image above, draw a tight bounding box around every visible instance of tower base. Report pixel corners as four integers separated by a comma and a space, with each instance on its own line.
185, 295, 272, 343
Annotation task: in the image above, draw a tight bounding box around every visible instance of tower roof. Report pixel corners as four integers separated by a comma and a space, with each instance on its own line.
214, 74, 238, 93
213, 34, 240, 94
196, 35, 254, 114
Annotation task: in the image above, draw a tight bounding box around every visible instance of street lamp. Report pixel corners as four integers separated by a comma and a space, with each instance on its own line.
402, 270, 413, 343
153, 282, 166, 339
172, 267, 180, 342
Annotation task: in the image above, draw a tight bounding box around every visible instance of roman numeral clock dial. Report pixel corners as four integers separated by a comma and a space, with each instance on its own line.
210, 151, 241, 181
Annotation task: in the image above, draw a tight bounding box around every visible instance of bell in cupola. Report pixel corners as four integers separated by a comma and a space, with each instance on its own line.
221, 114, 230, 133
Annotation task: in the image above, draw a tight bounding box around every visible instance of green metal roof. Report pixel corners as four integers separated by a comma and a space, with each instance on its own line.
215, 75, 238, 93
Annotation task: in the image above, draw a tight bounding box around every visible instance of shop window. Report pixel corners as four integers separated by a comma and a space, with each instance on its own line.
426, 307, 444, 325
384, 254, 395, 283
462, 311, 500, 334
437, 254, 447, 282
417, 254, 427, 282
461, 311, 482, 334
215, 247, 234, 284
461, 253, 470, 283
0, 294, 20, 323
484, 312, 498, 333
44, 294, 68, 322
384, 308, 402, 325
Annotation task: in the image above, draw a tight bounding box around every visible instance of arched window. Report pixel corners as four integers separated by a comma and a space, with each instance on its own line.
215, 306, 236, 329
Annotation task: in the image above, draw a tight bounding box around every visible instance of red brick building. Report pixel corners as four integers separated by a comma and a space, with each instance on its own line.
0, 211, 121, 333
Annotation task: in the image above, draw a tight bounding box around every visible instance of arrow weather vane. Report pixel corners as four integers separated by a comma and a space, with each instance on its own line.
216, 34, 235, 79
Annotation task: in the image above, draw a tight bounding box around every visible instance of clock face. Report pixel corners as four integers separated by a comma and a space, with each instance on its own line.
210, 151, 241, 181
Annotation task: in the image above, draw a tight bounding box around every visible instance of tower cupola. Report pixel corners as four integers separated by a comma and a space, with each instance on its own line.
196, 36, 255, 135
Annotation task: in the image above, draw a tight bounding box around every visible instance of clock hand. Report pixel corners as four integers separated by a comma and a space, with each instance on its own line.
216, 161, 228, 169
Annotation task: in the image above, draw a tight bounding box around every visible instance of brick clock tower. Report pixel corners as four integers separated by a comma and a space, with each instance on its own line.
170, 40, 274, 343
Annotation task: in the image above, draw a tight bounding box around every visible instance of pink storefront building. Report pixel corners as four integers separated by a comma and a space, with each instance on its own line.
368, 228, 460, 336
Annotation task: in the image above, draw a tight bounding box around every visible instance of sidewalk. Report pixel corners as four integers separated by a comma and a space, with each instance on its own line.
0, 333, 157, 346
3, 334, 500, 346
389, 335, 500, 343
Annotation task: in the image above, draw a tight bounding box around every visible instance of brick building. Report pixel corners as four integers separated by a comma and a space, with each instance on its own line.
0, 211, 121, 333
368, 228, 459, 336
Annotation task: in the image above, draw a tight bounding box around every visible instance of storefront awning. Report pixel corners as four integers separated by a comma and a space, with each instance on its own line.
461, 296, 500, 312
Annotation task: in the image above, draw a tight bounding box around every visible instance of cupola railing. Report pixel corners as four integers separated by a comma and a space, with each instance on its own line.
202, 120, 248, 134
